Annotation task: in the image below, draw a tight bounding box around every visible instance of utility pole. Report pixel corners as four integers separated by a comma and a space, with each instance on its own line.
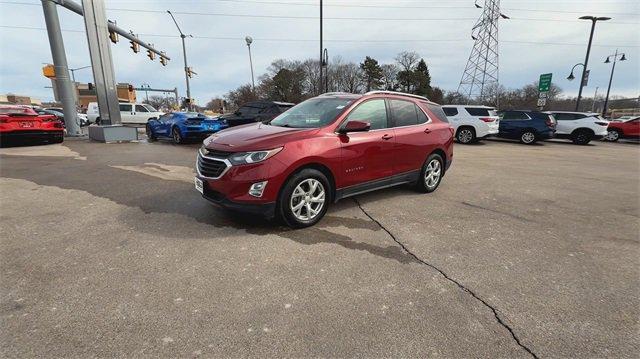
168, 10, 193, 110
41, 0, 81, 135
591, 86, 599, 112
575, 16, 611, 111
319, 0, 323, 95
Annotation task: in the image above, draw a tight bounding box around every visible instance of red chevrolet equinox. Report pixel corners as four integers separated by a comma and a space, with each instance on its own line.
195, 91, 454, 228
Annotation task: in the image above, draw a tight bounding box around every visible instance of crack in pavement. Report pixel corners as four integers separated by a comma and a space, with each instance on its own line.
353, 197, 539, 359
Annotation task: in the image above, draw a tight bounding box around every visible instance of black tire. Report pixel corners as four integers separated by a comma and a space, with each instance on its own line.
52, 135, 64, 144
572, 130, 593, 145
416, 153, 444, 193
519, 130, 537, 145
456, 127, 476, 144
606, 129, 621, 142
146, 124, 157, 142
277, 168, 331, 228
171, 127, 183, 144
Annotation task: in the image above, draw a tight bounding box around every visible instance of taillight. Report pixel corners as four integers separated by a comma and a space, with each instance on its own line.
41, 115, 57, 122
479, 117, 494, 122
595, 121, 608, 126
545, 117, 555, 127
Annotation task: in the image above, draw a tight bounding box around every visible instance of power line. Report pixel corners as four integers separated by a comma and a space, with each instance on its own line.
3, 25, 639, 47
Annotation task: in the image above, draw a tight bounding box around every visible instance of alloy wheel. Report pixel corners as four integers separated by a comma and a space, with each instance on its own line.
606, 130, 619, 141
458, 129, 474, 143
289, 179, 326, 221
424, 159, 441, 189
521, 132, 535, 144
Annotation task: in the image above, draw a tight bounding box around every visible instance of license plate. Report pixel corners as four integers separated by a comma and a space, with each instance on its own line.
194, 177, 203, 194
20, 121, 34, 128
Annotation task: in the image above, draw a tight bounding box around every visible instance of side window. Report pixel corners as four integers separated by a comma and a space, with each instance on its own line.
442, 107, 458, 116
502, 111, 528, 120
389, 99, 418, 127
345, 99, 388, 130
136, 105, 149, 113
416, 105, 429, 124
119, 104, 132, 112
465, 107, 490, 116
426, 104, 449, 123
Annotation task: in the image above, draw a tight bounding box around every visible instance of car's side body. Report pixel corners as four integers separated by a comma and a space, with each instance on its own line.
0, 105, 64, 144
196, 92, 453, 221
86, 102, 164, 124
147, 112, 228, 142
550, 111, 609, 144
606, 116, 640, 141
221, 101, 295, 127
497, 110, 556, 144
441, 105, 499, 143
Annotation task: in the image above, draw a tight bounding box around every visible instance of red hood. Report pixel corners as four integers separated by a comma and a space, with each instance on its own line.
204, 123, 318, 151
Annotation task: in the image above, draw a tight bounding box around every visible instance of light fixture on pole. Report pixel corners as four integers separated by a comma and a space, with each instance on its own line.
574, 15, 611, 111
602, 49, 627, 117
167, 10, 194, 110
69, 65, 91, 84
567, 62, 584, 81
245, 36, 255, 90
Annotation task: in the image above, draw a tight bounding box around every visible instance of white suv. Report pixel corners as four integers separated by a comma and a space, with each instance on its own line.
441, 105, 500, 144
549, 111, 609, 145
86, 102, 164, 124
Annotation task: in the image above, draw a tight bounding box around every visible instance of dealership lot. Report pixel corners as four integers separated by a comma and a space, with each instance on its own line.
1, 138, 638, 357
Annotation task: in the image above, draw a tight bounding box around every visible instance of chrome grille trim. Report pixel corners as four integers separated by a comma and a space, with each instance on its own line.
196, 147, 232, 180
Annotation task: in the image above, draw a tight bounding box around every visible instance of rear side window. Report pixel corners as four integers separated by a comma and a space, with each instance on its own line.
442, 107, 458, 116
501, 111, 529, 120
425, 103, 449, 123
345, 99, 388, 130
389, 99, 418, 127
465, 107, 491, 116
119, 104, 132, 112
135, 105, 148, 113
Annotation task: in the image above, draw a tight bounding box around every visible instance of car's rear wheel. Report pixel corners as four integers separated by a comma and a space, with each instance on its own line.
146, 124, 157, 142
606, 129, 621, 142
456, 127, 476, 144
520, 131, 537, 144
278, 169, 330, 228
416, 153, 444, 193
172, 127, 183, 144
571, 130, 593, 145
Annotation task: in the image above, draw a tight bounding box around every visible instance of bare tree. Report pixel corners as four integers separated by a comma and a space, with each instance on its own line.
395, 51, 420, 72
381, 64, 399, 91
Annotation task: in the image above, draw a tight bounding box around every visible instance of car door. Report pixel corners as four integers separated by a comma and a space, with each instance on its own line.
553, 113, 575, 134
154, 114, 173, 136
625, 118, 640, 137
338, 98, 394, 188
119, 103, 134, 123
499, 111, 529, 138
388, 99, 434, 175
134, 105, 150, 124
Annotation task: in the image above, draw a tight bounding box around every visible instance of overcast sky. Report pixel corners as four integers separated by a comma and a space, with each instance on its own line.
1, 0, 638, 105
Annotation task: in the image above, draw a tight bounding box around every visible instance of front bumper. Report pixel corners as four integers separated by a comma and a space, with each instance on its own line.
0, 130, 63, 141
200, 180, 276, 218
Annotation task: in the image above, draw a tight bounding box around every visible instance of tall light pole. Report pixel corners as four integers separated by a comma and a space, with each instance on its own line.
322, 48, 329, 93
141, 83, 150, 102
603, 49, 627, 117
591, 86, 599, 112
575, 15, 611, 111
319, 0, 323, 95
245, 36, 255, 90
167, 10, 193, 110
69, 65, 91, 84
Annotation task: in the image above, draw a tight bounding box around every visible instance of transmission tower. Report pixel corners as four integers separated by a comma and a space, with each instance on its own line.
457, 0, 509, 102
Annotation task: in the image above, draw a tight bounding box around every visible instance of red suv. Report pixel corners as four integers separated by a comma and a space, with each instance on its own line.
194, 91, 454, 228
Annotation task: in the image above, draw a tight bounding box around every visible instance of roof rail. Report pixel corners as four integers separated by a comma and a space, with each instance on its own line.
364, 90, 430, 101
319, 92, 355, 96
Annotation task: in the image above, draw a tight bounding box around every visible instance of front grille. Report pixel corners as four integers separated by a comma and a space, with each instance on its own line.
204, 149, 232, 158
197, 153, 228, 178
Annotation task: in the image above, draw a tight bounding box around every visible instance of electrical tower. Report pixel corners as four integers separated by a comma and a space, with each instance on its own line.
457, 0, 508, 102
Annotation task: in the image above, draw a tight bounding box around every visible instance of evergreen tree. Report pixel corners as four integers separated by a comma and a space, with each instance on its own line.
359, 56, 384, 92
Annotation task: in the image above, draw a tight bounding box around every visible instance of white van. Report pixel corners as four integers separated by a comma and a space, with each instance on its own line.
86, 102, 164, 124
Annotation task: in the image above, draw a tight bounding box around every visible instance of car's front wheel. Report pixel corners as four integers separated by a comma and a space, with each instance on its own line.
416, 153, 444, 193
172, 127, 183, 144
146, 124, 157, 142
278, 169, 331, 228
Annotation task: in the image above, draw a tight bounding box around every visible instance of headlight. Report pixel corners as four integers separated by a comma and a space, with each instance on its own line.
228, 147, 283, 165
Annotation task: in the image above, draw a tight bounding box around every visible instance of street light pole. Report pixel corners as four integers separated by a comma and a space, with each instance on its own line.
591, 86, 599, 113
319, 0, 323, 95
575, 15, 611, 111
141, 83, 150, 102
167, 10, 193, 110
603, 49, 627, 117
245, 36, 255, 90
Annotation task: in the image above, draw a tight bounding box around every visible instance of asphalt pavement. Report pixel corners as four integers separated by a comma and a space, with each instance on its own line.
1, 136, 638, 358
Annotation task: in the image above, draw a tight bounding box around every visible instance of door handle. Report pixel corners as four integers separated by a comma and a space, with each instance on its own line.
382, 134, 393, 140
424, 128, 432, 134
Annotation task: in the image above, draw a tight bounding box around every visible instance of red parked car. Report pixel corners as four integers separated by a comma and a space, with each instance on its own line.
605, 116, 640, 141
0, 105, 64, 145
194, 91, 454, 228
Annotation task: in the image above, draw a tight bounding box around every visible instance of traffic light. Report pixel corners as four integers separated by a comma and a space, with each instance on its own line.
147, 48, 155, 61
108, 30, 118, 44
160, 52, 168, 66
130, 40, 139, 53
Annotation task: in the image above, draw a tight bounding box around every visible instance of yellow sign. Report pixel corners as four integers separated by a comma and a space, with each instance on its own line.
42, 64, 55, 78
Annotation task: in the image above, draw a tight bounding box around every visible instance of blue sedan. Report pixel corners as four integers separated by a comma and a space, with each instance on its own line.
146, 112, 228, 144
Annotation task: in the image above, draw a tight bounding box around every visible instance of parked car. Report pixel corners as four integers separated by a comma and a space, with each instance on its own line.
35, 108, 90, 127
0, 105, 64, 145
605, 116, 640, 141
497, 110, 556, 144
549, 111, 609, 145
146, 112, 228, 144
441, 105, 499, 144
86, 102, 163, 124
194, 91, 454, 228
221, 101, 294, 127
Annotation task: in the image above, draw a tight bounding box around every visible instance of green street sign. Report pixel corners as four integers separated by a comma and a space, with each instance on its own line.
539, 73, 553, 92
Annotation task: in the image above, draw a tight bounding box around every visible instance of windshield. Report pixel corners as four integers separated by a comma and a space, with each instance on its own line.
184, 112, 208, 119
143, 104, 157, 112
270, 98, 354, 128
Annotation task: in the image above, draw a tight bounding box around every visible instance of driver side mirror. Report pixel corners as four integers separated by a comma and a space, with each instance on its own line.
339, 120, 371, 134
